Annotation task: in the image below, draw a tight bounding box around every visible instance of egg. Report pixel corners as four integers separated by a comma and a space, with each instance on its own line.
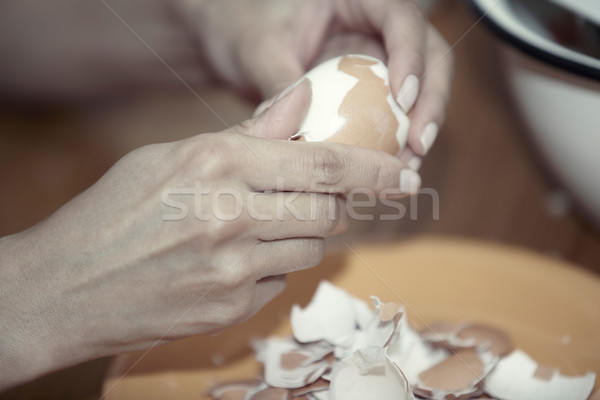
292, 55, 410, 155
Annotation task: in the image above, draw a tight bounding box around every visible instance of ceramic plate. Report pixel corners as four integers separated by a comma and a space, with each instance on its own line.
102, 237, 600, 399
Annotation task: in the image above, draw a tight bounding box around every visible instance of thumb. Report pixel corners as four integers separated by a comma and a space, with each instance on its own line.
241, 79, 312, 140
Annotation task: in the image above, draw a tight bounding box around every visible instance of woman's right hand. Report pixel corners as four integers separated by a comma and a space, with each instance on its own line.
0, 81, 419, 389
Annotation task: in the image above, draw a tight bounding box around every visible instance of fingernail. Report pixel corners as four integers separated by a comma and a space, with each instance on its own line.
273, 78, 308, 103
397, 74, 420, 113
253, 98, 271, 117
407, 155, 422, 171
254, 81, 303, 117
420, 122, 439, 154
400, 169, 421, 195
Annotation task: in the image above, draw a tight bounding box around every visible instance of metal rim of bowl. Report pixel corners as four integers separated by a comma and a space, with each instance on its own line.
468, 0, 600, 82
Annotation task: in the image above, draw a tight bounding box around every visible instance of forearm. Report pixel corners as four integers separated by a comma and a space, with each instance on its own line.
1, 232, 46, 390
0, 228, 91, 391
0, 0, 213, 100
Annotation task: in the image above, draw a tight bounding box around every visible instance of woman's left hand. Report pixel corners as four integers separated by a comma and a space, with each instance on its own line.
178, 0, 455, 159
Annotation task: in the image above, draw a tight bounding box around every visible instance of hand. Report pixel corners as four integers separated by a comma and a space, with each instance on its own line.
0, 82, 418, 389
179, 0, 455, 161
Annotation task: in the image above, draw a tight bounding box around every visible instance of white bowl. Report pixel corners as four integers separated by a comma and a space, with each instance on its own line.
470, 0, 600, 225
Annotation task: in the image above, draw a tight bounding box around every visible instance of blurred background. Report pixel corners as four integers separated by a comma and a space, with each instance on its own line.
1, 0, 599, 398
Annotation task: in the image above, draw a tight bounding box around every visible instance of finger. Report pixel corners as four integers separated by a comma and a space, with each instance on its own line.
251, 238, 325, 278
248, 274, 287, 317
239, 138, 421, 195
253, 32, 386, 120
247, 193, 348, 241
341, 0, 428, 113
398, 147, 422, 172
237, 0, 332, 99
253, 96, 276, 118
315, 31, 387, 65
238, 33, 305, 99
240, 78, 312, 140
406, 26, 454, 155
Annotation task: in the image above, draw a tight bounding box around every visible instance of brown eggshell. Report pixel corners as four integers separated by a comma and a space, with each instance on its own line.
456, 323, 514, 356
248, 387, 291, 400
294, 55, 410, 155
417, 348, 485, 393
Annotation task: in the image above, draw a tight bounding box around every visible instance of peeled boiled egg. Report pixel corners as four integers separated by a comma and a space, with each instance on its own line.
292, 55, 410, 155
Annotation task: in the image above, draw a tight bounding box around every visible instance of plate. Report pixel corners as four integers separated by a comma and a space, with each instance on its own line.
102, 236, 600, 399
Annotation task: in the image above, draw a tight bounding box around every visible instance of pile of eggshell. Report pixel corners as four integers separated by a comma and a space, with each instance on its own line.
208, 281, 597, 400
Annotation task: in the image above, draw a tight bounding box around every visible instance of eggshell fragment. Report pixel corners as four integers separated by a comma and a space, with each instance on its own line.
455, 323, 513, 357
254, 338, 331, 389
414, 348, 498, 400
339, 297, 403, 359
209, 282, 598, 400
377, 299, 405, 322
351, 297, 374, 331
420, 321, 460, 343
248, 387, 291, 400
420, 322, 513, 357
485, 349, 596, 400
289, 378, 329, 397
293, 55, 410, 155
208, 380, 263, 400
387, 317, 449, 386
306, 391, 330, 400
329, 347, 415, 400
291, 281, 372, 346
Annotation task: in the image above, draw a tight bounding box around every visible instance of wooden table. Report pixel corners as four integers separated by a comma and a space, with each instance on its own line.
1, 1, 599, 398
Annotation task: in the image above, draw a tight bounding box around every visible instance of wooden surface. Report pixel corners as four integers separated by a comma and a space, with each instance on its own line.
1, 1, 599, 399
101, 237, 600, 400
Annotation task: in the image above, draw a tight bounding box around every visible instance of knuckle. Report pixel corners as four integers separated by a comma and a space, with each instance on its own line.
237, 118, 254, 132
370, 157, 391, 190
284, 239, 324, 273
211, 246, 254, 287
303, 239, 325, 267
214, 299, 252, 327
403, 48, 426, 72
207, 215, 250, 247
305, 147, 345, 186
315, 195, 340, 235
245, 246, 268, 274
220, 263, 250, 291
187, 136, 236, 180
400, 0, 426, 20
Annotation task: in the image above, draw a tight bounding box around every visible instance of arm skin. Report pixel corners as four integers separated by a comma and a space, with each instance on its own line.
0, 0, 453, 390
0, 81, 420, 391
